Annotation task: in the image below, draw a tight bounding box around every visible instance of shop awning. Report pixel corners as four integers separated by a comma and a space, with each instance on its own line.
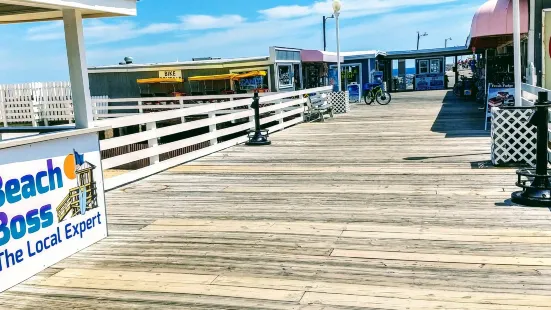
232, 71, 267, 80
469, 0, 528, 48
301, 50, 343, 63
137, 78, 183, 84
188, 73, 237, 81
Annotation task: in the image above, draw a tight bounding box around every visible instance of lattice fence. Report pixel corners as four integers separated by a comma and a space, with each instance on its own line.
328, 91, 350, 114
491, 107, 537, 166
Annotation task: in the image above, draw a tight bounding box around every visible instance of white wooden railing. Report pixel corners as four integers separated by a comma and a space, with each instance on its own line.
0, 91, 276, 125
90, 93, 274, 120
521, 83, 546, 107
97, 86, 333, 190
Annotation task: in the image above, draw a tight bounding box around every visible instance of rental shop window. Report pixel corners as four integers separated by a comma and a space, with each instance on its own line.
278, 65, 293, 88
430, 59, 441, 73
419, 60, 429, 74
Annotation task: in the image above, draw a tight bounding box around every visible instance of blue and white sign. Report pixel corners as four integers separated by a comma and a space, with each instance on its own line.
415, 74, 445, 91
347, 83, 361, 103
0, 133, 108, 292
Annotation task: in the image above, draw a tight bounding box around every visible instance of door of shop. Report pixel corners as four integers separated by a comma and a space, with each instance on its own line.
331, 64, 362, 101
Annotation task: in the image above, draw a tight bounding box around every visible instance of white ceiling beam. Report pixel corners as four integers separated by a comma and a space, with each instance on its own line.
0, 0, 136, 16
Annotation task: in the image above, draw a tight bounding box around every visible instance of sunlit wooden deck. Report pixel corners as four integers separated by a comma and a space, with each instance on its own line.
5, 90, 551, 309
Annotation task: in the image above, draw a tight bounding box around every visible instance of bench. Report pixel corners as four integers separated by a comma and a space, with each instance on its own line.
304, 93, 333, 122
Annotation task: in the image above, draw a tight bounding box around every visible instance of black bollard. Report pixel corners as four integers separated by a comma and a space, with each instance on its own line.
511, 91, 551, 207
246, 92, 271, 146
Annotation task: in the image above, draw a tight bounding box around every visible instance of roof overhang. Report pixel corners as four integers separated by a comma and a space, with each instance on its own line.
300, 50, 343, 63
383, 47, 472, 60
340, 51, 387, 61
0, 0, 137, 24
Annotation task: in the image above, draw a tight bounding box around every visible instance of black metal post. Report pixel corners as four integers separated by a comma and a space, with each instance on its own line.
535, 93, 550, 178
417, 32, 420, 50
512, 91, 551, 207
323, 16, 327, 51
246, 92, 271, 146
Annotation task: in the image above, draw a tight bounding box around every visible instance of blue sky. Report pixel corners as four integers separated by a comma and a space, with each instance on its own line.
0, 0, 485, 83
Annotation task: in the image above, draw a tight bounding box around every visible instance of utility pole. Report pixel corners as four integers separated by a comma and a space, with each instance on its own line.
323, 15, 334, 51
417, 31, 428, 50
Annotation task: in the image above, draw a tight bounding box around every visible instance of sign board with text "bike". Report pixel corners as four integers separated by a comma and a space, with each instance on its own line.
159, 70, 182, 79
0, 133, 108, 292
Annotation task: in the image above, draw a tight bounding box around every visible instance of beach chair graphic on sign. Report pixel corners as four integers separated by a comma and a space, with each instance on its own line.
56, 150, 99, 222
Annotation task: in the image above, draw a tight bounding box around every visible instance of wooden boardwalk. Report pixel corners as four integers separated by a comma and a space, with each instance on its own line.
4, 90, 551, 309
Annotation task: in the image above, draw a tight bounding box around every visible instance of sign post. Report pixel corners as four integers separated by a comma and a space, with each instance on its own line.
0, 130, 108, 292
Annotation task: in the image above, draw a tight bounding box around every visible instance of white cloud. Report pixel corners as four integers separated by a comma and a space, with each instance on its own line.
259, 0, 457, 19
258, 5, 312, 19
26, 19, 179, 43
25, 14, 245, 43
180, 15, 245, 30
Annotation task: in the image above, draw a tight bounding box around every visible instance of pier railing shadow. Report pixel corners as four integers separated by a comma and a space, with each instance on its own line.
430, 91, 489, 138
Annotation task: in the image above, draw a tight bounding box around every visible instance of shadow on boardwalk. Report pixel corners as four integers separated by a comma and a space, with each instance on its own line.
430, 91, 489, 138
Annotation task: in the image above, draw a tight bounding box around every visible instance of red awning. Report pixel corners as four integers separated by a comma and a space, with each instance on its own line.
469, 0, 528, 48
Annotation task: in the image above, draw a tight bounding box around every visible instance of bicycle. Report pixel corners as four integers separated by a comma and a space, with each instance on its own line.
363, 83, 391, 105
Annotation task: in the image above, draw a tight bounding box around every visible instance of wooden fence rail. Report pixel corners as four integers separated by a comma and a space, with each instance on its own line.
97, 86, 333, 190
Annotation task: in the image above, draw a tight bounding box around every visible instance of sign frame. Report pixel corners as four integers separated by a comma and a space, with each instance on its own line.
0, 130, 109, 292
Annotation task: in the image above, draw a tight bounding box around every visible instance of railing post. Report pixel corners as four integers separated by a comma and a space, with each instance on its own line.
230, 97, 236, 124
0, 91, 6, 127
179, 98, 186, 124
512, 91, 551, 207
277, 99, 284, 125
146, 121, 160, 165
246, 92, 271, 146
208, 111, 217, 146
138, 99, 144, 115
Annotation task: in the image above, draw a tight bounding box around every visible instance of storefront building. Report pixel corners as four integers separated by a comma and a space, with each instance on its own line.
468, 0, 529, 103
269, 47, 303, 92
381, 47, 471, 92
469, 0, 529, 86
88, 56, 274, 98
330, 51, 385, 101
300, 49, 342, 89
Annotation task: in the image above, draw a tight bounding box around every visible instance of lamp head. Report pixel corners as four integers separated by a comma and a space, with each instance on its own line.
332, 0, 342, 14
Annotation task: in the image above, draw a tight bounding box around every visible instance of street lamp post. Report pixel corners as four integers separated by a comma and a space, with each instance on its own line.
333, 0, 342, 91
445, 37, 452, 48
417, 31, 428, 50
512, 0, 522, 106
323, 15, 334, 51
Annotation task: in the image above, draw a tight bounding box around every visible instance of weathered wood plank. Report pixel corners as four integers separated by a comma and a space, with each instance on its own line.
4, 91, 551, 309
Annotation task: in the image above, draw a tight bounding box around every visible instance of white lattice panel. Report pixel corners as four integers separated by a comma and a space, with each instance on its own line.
329, 91, 350, 114
491, 107, 537, 166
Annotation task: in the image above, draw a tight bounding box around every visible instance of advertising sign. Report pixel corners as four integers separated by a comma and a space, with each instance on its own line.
347, 83, 361, 103
415, 74, 445, 91
328, 68, 338, 92
159, 70, 182, 79
0, 132, 107, 292
487, 83, 515, 109
239, 76, 264, 90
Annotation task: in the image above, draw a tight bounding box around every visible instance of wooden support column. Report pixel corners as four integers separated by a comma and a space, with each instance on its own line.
63, 9, 93, 128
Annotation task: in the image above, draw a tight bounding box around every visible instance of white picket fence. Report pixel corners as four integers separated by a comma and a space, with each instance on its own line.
0, 82, 108, 126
